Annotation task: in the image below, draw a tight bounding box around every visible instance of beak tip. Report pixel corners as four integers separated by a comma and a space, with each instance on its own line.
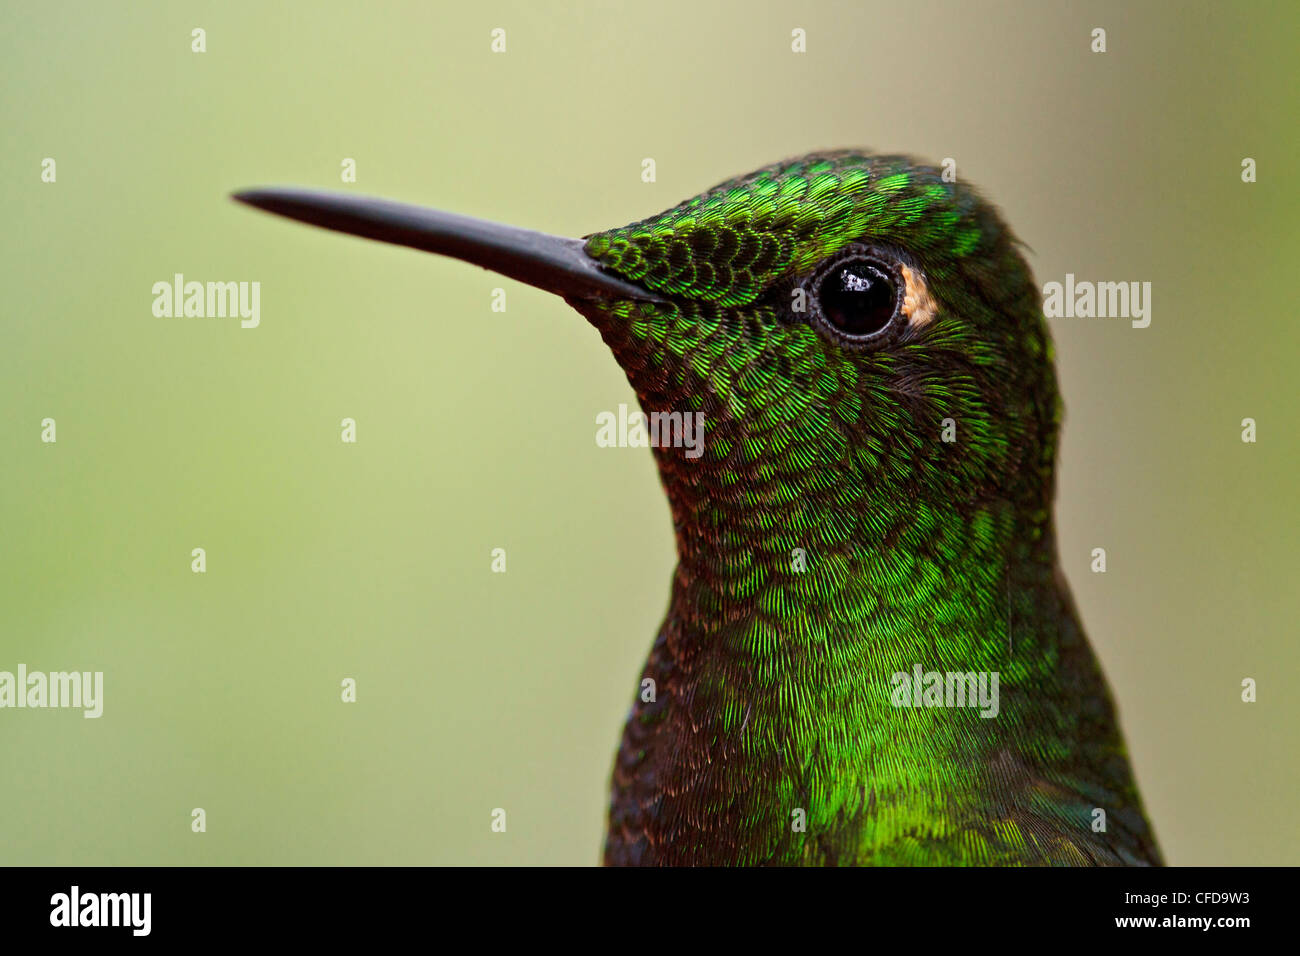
230, 188, 288, 213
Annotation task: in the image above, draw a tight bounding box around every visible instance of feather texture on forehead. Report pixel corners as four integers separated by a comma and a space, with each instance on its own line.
584, 152, 1004, 307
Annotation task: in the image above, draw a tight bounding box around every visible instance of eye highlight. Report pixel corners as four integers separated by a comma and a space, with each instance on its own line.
806, 249, 904, 345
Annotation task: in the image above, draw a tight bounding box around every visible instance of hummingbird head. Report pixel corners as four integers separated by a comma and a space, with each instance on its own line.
571, 153, 1057, 543
235, 151, 1057, 572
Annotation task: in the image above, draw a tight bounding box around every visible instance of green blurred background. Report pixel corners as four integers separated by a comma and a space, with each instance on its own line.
2, 1, 1296, 865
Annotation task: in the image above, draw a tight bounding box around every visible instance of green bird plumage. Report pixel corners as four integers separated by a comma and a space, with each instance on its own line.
234, 149, 1161, 867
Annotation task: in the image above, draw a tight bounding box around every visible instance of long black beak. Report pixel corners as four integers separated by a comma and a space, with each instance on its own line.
231, 187, 659, 303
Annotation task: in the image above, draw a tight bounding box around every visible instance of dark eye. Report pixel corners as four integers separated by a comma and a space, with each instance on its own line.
811, 256, 900, 342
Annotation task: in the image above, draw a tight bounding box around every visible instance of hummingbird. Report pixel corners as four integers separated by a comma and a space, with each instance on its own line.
234, 151, 1161, 866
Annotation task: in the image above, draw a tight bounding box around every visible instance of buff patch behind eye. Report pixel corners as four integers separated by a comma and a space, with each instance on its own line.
900, 264, 938, 328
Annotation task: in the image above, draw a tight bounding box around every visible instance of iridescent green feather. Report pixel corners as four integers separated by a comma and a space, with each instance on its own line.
570, 151, 1159, 866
